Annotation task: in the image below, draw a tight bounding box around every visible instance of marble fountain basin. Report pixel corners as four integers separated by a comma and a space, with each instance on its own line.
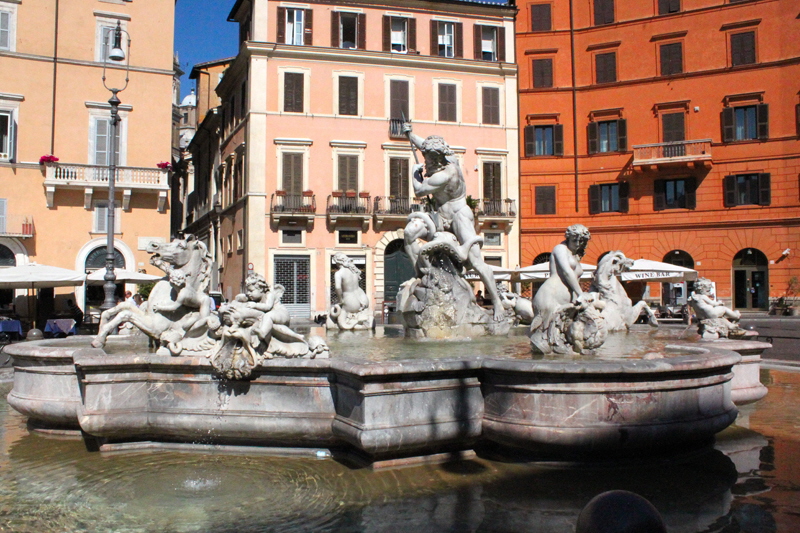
5, 328, 761, 462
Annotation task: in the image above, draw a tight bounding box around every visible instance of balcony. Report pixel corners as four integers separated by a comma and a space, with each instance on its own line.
372, 196, 427, 230
477, 198, 516, 231
0, 215, 34, 238
326, 191, 371, 231
270, 192, 316, 229
632, 139, 713, 171
43, 163, 169, 211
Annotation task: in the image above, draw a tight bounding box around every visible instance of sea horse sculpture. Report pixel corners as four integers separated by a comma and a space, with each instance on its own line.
590, 251, 659, 331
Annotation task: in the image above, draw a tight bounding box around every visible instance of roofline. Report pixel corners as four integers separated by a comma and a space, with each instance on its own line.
189, 56, 236, 79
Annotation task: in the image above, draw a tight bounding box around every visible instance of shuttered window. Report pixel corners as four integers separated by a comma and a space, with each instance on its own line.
338, 155, 358, 191
431, 21, 460, 58
593, 0, 615, 26
524, 125, 564, 156
535, 186, 556, 215
278, 8, 311, 45
0, 110, 13, 161
530, 4, 552, 32
332, 12, 365, 49
589, 182, 628, 214
283, 72, 304, 113
660, 42, 683, 76
474, 25, 505, 62
482, 87, 500, 125
282, 153, 303, 195
483, 162, 502, 200
384, 16, 415, 53
93, 202, 121, 233
658, 0, 681, 14
93, 117, 120, 166
533, 58, 553, 88
654, 177, 696, 211
595, 52, 617, 83
722, 104, 768, 142
723, 174, 770, 207
588, 119, 626, 154
731, 32, 755, 66
389, 158, 409, 198
662, 112, 685, 142
0, 11, 10, 50
438, 84, 457, 122
338, 76, 358, 116
389, 80, 409, 120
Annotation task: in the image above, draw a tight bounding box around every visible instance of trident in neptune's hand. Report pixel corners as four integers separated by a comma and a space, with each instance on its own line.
401, 110, 419, 165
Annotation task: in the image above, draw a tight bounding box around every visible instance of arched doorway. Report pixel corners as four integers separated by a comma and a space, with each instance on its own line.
733, 248, 768, 310
84, 246, 126, 314
532, 252, 551, 265
0, 244, 16, 308
662, 250, 694, 309
383, 239, 414, 314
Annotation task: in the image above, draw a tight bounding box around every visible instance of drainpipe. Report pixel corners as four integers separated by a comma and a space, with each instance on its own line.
50, 0, 60, 154
569, 0, 579, 212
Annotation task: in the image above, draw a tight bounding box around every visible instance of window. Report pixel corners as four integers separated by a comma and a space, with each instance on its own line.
95, 17, 128, 63
533, 58, 553, 88
338, 230, 359, 245
432, 21, 459, 58
723, 173, 770, 207
482, 87, 500, 125
338, 154, 358, 191
654, 177, 696, 210
333, 12, 364, 49
722, 104, 768, 142
93, 201, 121, 233
524, 124, 564, 156
389, 157, 409, 198
595, 52, 617, 83
660, 42, 683, 76
661, 112, 686, 156
282, 153, 303, 195
389, 80, 409, 120
338, 76, 358, 116
731, 31, 755, 66
483, 161, 502, 200
383, 16, 415, 53
282, 229, 303, 245
0, 110, 14, 161
587, 119, 627, 154
593, 0, 615, 26
438, 83, 457, 122
531, 4, 552, 32
277, 8, 311, 46
474, 25, 504, 62
237, 229, 244, 250
484, 232, 502, 246
0, 6, 16, 51
283, 72, 304, 113
589, 182, 629, 214
658, 0, 680, 15
93, 117, 120, 166
535, 185, 556, 215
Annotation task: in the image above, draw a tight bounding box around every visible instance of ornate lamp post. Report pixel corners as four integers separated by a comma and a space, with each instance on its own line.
100, 21, 131, 311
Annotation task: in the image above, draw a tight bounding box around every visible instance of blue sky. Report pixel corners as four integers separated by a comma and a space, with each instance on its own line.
174, 0, 511, 98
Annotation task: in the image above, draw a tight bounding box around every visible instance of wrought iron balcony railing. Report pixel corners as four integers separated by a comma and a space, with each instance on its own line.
632, 139, 713, 167
478, 198, 517, 218
327, 193, 371, 215
373, 196, 425, 216
270, 193, 316, 214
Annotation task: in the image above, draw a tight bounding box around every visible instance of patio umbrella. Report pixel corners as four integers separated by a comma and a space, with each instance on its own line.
86, 268, 163, 286
514, 262, 597, 281
618, 259, 698, 283
465, 264, 515, 282
0, 263, 86, 330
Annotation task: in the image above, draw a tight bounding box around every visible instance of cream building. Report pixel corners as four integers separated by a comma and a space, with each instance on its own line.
0, 0, 175, 323
185, 0, 519, 320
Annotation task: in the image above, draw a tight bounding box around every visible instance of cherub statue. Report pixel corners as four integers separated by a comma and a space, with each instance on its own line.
689, 278, 745, 339
328, 253, 373, 330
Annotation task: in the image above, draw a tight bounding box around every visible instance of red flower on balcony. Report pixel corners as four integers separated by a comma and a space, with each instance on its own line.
156, 161, 172, 171
39, 155, 59, 164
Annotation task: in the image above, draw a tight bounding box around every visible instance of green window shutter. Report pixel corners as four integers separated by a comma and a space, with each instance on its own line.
653, 179, 666, 211
524, 125, 534, 157
553, 124, 564, 156
757, 103, 769, 140
617, 119, 627, 151
618, 181, 629, 213
587, 122, 598, 154
588, 185, 601, 214
686, 177, 697, 210
721, 108, 735, 143
723, 175, 737, 207
758, 173, 771, 206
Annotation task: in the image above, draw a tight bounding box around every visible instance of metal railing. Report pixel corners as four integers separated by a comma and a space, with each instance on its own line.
373, 196, 428, 215
327, 194, 371, 215
0, 214, 34, 237
44, 163, 169, 187
632, 139, 712, 164
479, 198, 517, 217
270, 193, 316, 214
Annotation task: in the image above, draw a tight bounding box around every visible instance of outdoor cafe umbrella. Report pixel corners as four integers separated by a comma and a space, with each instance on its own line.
513, 262, 597, 281
0, 263, 86, 329
86, 268, 163, 285
618, 259, 698, 283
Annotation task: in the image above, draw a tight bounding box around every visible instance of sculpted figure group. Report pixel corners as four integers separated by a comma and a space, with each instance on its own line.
689, 277, 745, 339
92, 234, 328, 380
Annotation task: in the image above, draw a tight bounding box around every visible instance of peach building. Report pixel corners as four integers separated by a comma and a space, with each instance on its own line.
0, 0, 175, 322
517, 0, 800, 310
184, 0, 519, 319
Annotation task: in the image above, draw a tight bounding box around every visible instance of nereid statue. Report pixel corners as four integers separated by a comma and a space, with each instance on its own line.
689, 277, 745, 339
397, 123, 509, 338
327, 253, 373, 330
92, 234, 329, 380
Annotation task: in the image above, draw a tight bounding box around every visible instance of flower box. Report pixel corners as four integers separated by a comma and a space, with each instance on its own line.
302, 190, 314, 197
358, 192, 370, 199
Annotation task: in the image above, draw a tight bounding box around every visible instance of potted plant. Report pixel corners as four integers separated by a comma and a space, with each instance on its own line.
39, 155, 59, 165
156, 161, 172, 171
22, 217, 33, 236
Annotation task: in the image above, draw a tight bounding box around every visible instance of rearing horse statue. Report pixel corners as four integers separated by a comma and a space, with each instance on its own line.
91, 234, 214, 353
589, 251, 658, 331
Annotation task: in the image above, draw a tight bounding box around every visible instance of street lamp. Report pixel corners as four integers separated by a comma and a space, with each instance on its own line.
100, 21, 131, 311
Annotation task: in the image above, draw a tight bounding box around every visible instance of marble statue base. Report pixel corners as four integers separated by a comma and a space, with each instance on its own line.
326, 307, 374, 331
699, 318, 747, 340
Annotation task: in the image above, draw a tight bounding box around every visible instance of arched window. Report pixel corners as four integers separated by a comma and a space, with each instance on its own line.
84, 247, 125, 270
532, 252, 551, 265
663, 250, 694, 269
733, 248, 768, 267
0, 245, 15, 267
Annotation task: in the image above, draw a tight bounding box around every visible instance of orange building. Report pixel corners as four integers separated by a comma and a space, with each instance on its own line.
0, 0, 175, 322
516, 0, 800, 310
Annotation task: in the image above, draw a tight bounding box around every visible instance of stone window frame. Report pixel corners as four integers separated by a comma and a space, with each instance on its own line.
94, 11, 130, 64
0, 0, 20, 53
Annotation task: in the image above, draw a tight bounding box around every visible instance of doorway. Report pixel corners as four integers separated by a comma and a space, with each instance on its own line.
274, 255, 311, 318
383, 240, 414, 317
732, 248, 768, 310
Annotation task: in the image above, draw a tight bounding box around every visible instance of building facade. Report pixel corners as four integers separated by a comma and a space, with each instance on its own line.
516, 0, 800, 309
186, 0, 519, 319
0, 0, 175, 321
